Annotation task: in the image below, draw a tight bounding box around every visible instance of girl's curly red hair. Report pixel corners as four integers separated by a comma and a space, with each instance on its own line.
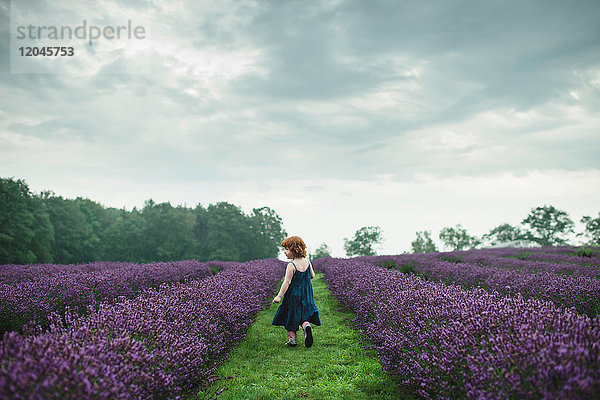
281, 236, 307, 258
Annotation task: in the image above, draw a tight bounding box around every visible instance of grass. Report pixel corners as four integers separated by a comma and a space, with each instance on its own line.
190, 274, 415, 400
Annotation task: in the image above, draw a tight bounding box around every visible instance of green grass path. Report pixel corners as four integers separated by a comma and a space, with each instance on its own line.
192, 274, 414, 400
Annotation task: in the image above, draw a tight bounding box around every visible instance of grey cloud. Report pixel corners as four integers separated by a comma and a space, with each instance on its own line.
348, 143, 386, 156
228, 0, 600, 125
2, 0, 599, 189
7, 118, 98, 140
226, 2, 405, 100
335, 0, 600, 113
90, 71, 133, 90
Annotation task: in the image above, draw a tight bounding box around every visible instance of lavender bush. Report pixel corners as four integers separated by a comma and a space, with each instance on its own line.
522, 252, 600, 266
0, 258, 285, 399
310, 257, 330, 272
437, 248, 600, 278
0, 260, 241, 335
0, 261, 128, 284
321, 258, 600, 399
468, 246, 600, 263
0, 260, 241, 285
353, 252, 600, 317
456, 252, 600, 278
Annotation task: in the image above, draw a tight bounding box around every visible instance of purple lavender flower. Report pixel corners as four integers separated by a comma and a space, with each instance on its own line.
0, 258, 285, 399
321, 257, 600, 399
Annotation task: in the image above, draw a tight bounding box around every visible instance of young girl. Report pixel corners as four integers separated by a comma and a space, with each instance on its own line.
272, 236, 321, 347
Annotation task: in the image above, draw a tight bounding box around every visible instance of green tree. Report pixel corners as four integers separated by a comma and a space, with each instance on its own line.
138, 200, 199, 261
579, 213, 600, 245
439, 225, 480, 251
482, 223, 523, 246
312, 243, 331, 259
74, 197, 116, 261
28, 195, 55, 263
344, 226, 383, 257
103, 208, 146, 261
411, 230, 438, 253
192, 204, 209, 260
0, 178, 53, 264
205, 202, 253, 261
521, 205, 574, 246
248, 206, 287, 259
41, 192, 100, 264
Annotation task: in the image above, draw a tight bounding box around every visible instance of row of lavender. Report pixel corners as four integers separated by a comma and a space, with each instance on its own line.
0, 258, 285, 399
492, 246, 600, 270
0, 260, 240, 336
352, 251, 600, 317
320, 258, 600, 399
481, 245, 600, 261
442, 247, 600, 277
0, 260, 238, 285
460, 252, 600, 278
0, 261, 135, 284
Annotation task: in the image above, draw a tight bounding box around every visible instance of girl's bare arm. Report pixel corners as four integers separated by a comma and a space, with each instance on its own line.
273, 263, 295, 302
309, 262, 315, 279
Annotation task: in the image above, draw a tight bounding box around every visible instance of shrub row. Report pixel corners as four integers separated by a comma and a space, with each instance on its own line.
321, 258, 600, 399
353, 253, 600, 317
0, 260, 239, 335
0, 258, 285, 399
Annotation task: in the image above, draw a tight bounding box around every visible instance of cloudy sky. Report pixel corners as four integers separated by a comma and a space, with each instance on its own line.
2, 0, 599, 257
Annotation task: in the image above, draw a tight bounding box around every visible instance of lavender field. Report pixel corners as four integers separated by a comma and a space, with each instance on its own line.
0, 260, 242, 335
316, 246, 600, 399
353, 246, 600, 317
0, 259, 285, 399
1, 246, 599, 399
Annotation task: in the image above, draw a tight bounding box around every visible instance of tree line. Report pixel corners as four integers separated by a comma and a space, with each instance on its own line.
411, 204, 600, 253
311, 205, 600, 258
0, 177, 287, 264
3, 177, 598, 263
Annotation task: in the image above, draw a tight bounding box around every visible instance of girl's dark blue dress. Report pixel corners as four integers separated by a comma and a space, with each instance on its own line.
272, 261, 321, 331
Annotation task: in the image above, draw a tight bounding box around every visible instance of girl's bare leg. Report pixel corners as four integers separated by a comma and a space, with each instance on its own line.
286, 330, 298, 346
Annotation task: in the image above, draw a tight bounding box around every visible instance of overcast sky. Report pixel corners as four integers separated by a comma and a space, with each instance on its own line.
2, 0, 600, 257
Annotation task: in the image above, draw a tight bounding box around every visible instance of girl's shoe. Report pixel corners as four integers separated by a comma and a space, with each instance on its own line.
304, 325, 313, 348
285, 338, 297, 347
